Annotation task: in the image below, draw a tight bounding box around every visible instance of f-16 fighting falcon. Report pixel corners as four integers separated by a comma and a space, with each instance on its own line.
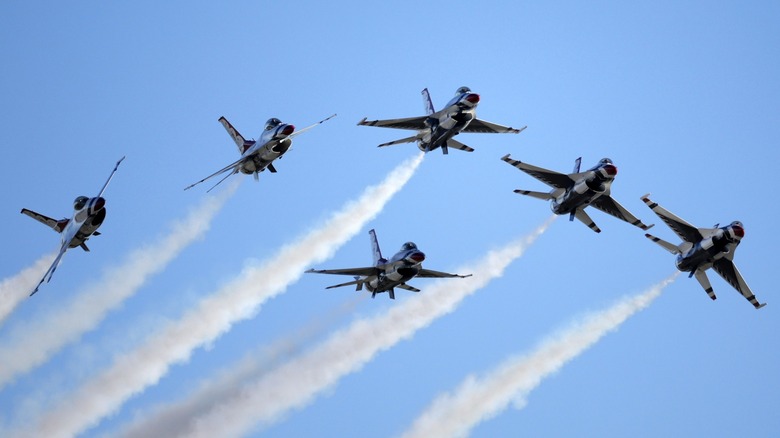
357, 86, 526, 154
185, 114, 336, 192
501, 154, 653, 233
641, 194, 766, 309
21, 156, 125, 296
306, 229, 471, 299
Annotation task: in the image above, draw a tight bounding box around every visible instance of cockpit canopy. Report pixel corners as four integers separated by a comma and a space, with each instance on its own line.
456, 86, 471, 95
73, 196, 89, 210
599, 158, 613, 165
401, 242, 418, 251
264, 118, 282, 131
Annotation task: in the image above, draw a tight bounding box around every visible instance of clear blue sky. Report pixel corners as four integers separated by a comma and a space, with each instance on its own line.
1, 1, 778, 437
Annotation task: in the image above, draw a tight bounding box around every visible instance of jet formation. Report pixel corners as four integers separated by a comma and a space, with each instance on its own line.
306, 229, 472, 299
20, 86, 764, 309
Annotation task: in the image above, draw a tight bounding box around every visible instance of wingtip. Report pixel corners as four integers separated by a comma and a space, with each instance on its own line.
501, 153, 511, 161
357, 117, 368, 126
640, 193, 652, 202
757, 302, 767, 309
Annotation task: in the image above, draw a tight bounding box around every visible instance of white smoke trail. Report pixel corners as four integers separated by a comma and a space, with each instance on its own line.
0, 253, 56, 326
117, 296, 363, 438
180, 216, 555, 438
401, 274, 678, 438
0, 184, 237, 390
14, 153, 423, 438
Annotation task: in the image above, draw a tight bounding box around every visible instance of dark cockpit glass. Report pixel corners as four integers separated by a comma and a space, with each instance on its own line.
456, 86, 471, 95
73, 196, 89, 210
401, 242, 418, 251
264, 118, 282, 131
600, 158, 613, 165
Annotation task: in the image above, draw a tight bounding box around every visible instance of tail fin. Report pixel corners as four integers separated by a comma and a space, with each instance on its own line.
573, 157, 582, 173
369, 229, 384, 266
218, 117, 254, 154
421, 88, 435, 115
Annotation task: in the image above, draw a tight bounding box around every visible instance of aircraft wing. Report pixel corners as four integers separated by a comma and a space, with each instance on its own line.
21, 209, 68, 233
501, 154, 575, 189
590, 196, 654, 230
641, 195, 702, 243
184, 157, 243, 191
711, 259, 766, 309
397, 283, 421, 292
305, 267, 378, 276
416, 269, 472, 279
31, 242, 69, 296
358, 116, 428, 131
290, 114, 337, 138
463, 118, 527, 134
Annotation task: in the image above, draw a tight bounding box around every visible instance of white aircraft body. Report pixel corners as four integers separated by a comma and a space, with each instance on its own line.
501, 154, 653, 233
642, 194, 765, 309
185, 114, 336, 192
306, 229, 471, 299
358, 87, 525, 154
22, 156, 125, 295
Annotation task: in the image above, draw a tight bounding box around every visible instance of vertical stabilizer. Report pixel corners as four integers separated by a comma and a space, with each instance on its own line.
573, 157, 582, 173
369, 229, 384, 266
421, 88, 435, 115
218, 116, 252, 154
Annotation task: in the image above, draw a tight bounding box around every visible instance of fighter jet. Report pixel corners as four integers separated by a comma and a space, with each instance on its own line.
185, 114, 336, 192
641, 194, 766, 309
21, 156, 125, 296
306, 229, 471, 299
357, 86, 525, 154
501, 154, 653, 233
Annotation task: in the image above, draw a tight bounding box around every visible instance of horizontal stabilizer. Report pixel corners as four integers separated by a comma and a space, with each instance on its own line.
513, 189, 553, 200
324, 279, 364, 290
693, 269, 717, 301
644, 233, 681, 254
21, 209, 68, 233
378, 135, 419, 147
574, 208, 601, 233
446, 138, 474, 152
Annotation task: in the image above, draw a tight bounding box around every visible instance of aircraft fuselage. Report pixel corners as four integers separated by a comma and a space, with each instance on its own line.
238, 122, 294, 175
365, 246, 426, 293
675, 226, 742, 273
550, 165, 616, 215
65, 196, 108, 249
417, 92, 479, 152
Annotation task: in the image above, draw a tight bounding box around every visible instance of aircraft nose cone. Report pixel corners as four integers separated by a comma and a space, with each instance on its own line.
604, 164, 617, 176
93, 197, 106, 211
410, 251, 425, 263
465, 93, 480, 104
281, 124, 295, 136
732, 225, 745, 238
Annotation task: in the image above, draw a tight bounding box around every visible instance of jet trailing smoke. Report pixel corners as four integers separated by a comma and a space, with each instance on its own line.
175, 217, 555, 438
401, 274, 678, 438
0, 184, 237, 390
0, 253, 56, 326
14, 153, 423, 438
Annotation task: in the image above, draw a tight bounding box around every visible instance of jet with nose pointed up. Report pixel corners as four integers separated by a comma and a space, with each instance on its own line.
358, 86, 525, 154
501, 154, 653, 233
641, 194, 766, 309
306, 229, 471, 299
185, 113, 336, 192
21, 156, 125, 296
